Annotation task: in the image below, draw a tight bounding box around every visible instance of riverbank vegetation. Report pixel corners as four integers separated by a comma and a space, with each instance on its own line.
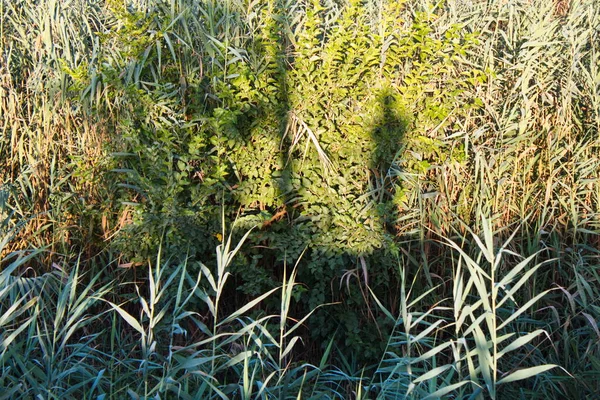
1, 0, 599, 398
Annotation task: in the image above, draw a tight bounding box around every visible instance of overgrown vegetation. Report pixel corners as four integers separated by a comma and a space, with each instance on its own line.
1, 0, 599, 398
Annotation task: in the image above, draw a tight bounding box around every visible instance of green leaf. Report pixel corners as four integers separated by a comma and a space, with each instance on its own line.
410, 342, 453, 364
497, 330, 548, 359
219, 287, 279, 325
497, 365, 559, 385
422, 381, 471, 400
281, 336, 302, 360
497, 253, 539, 288
368, 286, 395, 322
412, 364, 453, 384
497, 289, 551, 330
106, 301, 145, 337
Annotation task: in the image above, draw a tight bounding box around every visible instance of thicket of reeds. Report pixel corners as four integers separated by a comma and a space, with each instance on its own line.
1, 0, 599, 398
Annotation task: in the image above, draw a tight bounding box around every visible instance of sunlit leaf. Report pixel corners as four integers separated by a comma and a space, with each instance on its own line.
497, 365, 559, 385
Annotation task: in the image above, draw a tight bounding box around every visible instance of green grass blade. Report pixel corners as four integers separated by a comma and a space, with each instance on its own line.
497, 365, 559, 385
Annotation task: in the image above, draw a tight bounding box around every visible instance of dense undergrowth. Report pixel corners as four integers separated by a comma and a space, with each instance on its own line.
1, 0, 600, 398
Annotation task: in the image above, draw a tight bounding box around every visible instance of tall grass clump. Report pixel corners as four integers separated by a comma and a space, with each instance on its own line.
0, 227, 113, 397
351, 215, 564, 399
0, 213, 567, 398
0, 0, 116, 261
0, 219, 349, 398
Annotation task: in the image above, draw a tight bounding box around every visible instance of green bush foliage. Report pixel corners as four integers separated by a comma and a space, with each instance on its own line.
84, 0, 485, 358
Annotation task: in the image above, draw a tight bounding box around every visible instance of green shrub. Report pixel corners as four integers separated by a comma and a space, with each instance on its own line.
87, 0, 485, 359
